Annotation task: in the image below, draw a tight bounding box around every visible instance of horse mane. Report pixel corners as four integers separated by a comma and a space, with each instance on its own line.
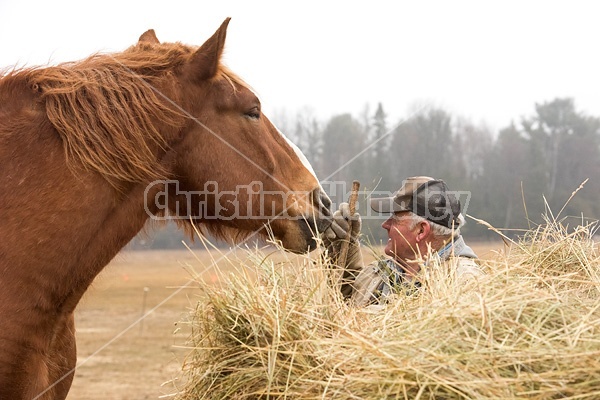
3, 38, 264, 241
24, 42, 195, 184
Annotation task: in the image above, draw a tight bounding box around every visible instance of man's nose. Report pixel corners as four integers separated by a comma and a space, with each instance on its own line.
381, 218, 391, 230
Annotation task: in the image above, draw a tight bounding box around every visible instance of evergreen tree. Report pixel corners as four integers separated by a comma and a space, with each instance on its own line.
368, 103, 393, 189
372, 103, 389, 159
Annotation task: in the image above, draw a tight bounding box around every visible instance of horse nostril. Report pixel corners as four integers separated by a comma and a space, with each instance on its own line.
307, 188, 333, 232
311, 188, 331, 215
320, 193, 332, 216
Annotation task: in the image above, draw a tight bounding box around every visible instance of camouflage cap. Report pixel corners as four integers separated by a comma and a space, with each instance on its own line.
370, 176, 462, 228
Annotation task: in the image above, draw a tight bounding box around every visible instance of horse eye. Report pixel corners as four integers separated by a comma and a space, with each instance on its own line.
245, 106, 261, 120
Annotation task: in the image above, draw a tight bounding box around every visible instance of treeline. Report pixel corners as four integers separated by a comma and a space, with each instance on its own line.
131, 97, 600, 249
284, 97, 600, 243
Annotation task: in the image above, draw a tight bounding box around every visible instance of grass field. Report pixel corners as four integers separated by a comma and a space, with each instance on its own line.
66, 242, 503, 399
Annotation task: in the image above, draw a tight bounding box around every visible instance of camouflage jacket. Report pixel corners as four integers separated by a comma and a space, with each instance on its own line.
350, 235, 481, 307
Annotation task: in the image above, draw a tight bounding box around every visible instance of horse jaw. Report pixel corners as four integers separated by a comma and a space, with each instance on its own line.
275, 220, 319, 254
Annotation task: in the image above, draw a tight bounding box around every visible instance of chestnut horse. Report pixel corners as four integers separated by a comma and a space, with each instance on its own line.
0, 19, 331, 399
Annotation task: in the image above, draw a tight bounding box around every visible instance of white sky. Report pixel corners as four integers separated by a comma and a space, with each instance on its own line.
1, 0, 599, 131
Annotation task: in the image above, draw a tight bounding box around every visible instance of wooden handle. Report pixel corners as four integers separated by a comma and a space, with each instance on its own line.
348, 181, 360, 215
338, 180, 361, 267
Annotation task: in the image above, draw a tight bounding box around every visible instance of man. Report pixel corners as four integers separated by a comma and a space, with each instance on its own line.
324, 176, 481, 306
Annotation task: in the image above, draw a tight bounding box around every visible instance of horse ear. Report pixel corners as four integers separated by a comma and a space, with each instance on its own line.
189, 18, 231, 81
139, 29, 160, 44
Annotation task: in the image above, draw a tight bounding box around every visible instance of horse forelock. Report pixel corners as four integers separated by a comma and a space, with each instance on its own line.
217, 65, 254, 94
23, 42, 193, 185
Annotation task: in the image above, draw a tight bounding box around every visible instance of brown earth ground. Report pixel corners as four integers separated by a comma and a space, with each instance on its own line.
66, 242, 503, 399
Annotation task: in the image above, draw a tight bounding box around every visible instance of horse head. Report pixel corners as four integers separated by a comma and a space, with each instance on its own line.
141, 19, 332, 253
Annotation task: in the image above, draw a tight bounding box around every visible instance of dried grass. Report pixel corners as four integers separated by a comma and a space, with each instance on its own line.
174, 218, 600, 399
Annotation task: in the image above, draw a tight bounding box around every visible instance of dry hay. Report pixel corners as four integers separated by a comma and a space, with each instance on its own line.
173, 218, 600, 399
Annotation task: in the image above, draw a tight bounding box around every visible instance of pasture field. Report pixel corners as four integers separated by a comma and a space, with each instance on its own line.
67, 242, 503, 399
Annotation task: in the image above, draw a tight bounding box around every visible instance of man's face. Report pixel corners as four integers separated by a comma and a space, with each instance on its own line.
381, 211, 419, 261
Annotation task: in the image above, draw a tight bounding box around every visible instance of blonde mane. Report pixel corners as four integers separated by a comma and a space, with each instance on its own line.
26, 42, 194, 184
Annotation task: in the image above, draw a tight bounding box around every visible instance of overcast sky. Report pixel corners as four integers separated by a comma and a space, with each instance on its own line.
1, 0, 599, 131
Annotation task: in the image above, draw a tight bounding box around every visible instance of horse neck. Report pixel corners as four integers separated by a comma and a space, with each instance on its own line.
0, 76, 172, 317
60, 182, 157, 313
0, 147, 154, 315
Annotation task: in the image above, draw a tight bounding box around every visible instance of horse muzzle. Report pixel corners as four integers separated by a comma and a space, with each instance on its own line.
282, 189, 333, 253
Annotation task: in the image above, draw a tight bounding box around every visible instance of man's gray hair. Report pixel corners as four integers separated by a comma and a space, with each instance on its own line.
407, 213, 465, 237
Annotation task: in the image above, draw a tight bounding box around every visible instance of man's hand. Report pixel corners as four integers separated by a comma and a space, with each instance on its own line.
323, 202, 362, 251
322, 202, 364, 298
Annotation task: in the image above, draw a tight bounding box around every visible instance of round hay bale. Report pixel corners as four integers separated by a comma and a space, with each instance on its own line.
175, 221, 600, 399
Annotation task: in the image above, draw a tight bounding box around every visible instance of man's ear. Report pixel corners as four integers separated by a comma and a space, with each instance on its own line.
415, 221, 431, 242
